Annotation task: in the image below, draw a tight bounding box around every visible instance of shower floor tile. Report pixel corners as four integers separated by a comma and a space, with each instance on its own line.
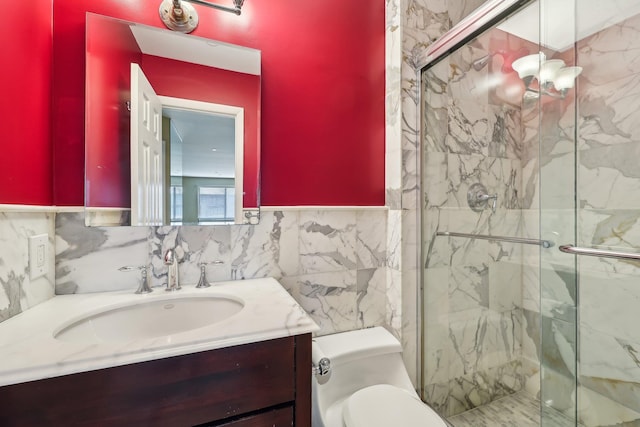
447, 392, 577, 427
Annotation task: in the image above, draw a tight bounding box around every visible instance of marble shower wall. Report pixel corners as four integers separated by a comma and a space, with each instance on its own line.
397, 0, 488, 392
55, 208, 389, 337
0, 211, 56, 323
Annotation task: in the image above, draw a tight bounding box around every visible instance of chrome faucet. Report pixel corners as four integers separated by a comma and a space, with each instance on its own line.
196, 263, 211, 288
164, 249, 181, 291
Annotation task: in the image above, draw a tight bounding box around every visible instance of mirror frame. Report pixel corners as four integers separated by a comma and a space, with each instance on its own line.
83, 13, 260, 227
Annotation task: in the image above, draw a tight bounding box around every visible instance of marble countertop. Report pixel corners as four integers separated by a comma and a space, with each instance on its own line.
0, 277, 319, 387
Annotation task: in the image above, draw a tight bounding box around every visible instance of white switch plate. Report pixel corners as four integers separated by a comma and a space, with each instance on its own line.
29, 234, 48, 280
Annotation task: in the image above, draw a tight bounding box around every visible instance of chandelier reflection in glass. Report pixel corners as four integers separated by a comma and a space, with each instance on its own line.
512, 52, 582, 99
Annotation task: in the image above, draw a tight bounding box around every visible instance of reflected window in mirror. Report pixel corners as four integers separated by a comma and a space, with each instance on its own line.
169, 185, 183, 224
197, 187, 235, 224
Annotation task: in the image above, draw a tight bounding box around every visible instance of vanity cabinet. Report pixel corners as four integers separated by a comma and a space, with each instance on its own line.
0, 334, 311, 427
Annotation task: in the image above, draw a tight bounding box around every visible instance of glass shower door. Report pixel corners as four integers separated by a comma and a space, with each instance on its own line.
419, 0, 640, 425
420, 1, 545, 421
540, 0, 640, 425
537, 0, 579, 424
564, 1, 640, 425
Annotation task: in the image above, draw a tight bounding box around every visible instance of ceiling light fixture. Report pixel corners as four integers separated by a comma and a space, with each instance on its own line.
511, 52, 582, 99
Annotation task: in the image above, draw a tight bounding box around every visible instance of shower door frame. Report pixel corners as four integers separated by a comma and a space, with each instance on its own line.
415, 0, 535, 71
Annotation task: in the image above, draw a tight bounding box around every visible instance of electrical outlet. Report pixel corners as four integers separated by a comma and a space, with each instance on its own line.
29, 234, 48, 280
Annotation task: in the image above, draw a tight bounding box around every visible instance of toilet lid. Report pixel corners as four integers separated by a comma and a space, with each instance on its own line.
343, 384, 448, 427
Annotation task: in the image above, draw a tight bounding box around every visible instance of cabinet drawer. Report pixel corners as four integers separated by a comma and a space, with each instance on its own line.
0, 337, 296, 427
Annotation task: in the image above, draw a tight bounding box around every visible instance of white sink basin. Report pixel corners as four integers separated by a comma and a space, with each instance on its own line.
54, 295, 244, 343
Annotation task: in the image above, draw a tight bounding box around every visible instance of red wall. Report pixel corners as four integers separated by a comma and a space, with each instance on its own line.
0, 0, 53, 205
85, 14, 142, 207
53, 0, 385, 206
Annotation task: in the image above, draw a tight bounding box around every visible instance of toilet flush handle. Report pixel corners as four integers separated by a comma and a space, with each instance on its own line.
312, 357, 331, 377
311, 340, 332, 377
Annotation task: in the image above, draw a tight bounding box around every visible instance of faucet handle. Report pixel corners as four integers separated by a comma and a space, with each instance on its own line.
196, 263, 211, 288
119, 265, 153, 294
467, 183, 498, 214
490, 194, 497, 213
195, 261, 224, 288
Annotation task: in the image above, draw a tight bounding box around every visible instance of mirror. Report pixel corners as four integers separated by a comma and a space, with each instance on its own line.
84, 13, 261, 226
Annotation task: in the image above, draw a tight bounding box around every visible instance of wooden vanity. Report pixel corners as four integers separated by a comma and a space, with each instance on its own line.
0, 334, 311, 426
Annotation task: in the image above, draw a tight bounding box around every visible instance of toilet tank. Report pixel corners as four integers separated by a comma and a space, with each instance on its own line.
312, 327, 417, 424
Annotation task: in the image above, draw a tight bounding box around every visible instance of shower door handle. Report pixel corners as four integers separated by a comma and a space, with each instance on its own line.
559, 245, 640, 261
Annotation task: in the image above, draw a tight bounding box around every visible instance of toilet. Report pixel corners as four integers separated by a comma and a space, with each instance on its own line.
311, 326, 450, 427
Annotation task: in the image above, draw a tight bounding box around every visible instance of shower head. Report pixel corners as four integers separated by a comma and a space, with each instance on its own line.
472, 55, 491, 71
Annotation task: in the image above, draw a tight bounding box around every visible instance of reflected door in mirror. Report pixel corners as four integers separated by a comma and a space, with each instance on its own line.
131, 64, 164, 226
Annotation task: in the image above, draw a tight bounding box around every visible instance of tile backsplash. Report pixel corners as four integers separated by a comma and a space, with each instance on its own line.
0, 211, 55, 323
53, 208, 391, 337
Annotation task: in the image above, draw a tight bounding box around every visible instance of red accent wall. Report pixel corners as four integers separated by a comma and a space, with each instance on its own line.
0, 0, 53, 205
53, 0, 385, 206
85, 14, 142, 207
141, 55, 260, 209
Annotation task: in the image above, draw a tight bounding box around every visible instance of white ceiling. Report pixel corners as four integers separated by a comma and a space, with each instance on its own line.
498, 0, 640, 51
164, 108, 236, 178
130, 23, 261, 75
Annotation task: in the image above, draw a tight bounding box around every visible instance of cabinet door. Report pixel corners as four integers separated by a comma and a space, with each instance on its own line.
0, 337, 296, 426
213, 406, 293, 427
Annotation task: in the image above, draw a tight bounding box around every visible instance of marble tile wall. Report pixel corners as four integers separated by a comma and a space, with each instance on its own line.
0, 211, 56, 322
397, 0, 489, 393
55, 208, 389, 337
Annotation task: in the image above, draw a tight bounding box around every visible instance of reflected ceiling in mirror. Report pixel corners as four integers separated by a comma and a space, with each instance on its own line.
84, 13, 261, 227
164, 108, 236, 178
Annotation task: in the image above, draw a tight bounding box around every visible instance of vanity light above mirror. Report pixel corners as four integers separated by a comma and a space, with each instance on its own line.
159, 0, 246, 33
84, 13, 261, 227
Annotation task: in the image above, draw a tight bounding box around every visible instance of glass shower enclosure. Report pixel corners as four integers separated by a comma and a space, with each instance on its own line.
419, 0, 640, 425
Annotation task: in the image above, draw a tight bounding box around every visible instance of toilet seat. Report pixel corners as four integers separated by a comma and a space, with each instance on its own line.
342, 384, 448, 427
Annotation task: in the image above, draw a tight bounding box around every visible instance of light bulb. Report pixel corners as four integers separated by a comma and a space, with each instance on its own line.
539, 59, 566, 84
512, 52, 546, 79
553, 66, 583, 90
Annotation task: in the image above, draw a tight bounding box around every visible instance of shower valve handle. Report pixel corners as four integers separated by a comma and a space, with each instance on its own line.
467, 183, 498, 213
